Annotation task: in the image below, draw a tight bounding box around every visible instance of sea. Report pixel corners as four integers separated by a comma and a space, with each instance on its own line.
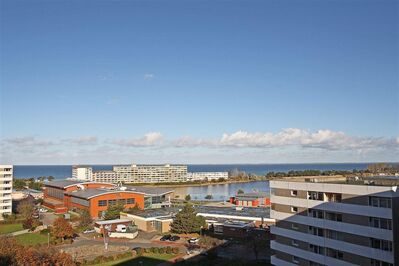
13, 163, 370, 179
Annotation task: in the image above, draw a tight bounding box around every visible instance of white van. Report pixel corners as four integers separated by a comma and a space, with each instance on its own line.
115, 224, 127, 233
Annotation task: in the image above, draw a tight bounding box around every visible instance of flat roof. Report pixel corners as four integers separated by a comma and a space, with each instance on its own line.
45, 180, 83, 189
272, 176, 399, 186
126, 205, 270, 219
95, 219, 131, 225
195, 206, 270, 218
126, 186, 174, 196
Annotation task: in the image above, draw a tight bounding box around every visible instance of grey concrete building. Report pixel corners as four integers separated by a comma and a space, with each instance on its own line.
270, 176, 399, 266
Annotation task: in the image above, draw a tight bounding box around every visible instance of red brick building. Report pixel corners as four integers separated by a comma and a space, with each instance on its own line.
43, 180, 173, 218
229, 192, 270, 207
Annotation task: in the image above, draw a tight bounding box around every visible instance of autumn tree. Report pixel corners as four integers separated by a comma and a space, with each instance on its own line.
0, 236, 75, 266
51, 217, 74, 241
16, 198, 35, 220
78, 209, 93, 228
171, 204, 206, 234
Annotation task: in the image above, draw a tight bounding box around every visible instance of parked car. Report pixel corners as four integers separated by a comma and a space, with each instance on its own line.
83, 229, 96, 234
160, 234, 171, 241
170, 235, 180, 241
188, 238, 199, 244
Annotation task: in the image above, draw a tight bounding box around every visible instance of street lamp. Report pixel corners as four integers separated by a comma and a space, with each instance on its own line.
47, 232, 50, 248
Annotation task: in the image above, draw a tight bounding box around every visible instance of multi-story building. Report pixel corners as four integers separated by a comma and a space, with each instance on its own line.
112, 164, 187, 183
92, 170, 118, 183
43, 180, 174, 218
185, 172, 229, 182
0, 165, 13, 220
72, 165, 93, 181
269, 176, 399, 266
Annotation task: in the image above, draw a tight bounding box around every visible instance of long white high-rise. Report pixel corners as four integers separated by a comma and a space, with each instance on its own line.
0, 165, 13, 220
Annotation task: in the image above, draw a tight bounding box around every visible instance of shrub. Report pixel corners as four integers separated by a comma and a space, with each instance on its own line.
150, 247, 156, 253
158, 247, 165, 254
172, 247, 179, 254
166, 246, 172, 254
136, 247, 144, 256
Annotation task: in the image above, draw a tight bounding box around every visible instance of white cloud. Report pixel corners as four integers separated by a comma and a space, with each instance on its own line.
110, 132, 164, 147
69, 136, 98, 145
143, 73, 155, 80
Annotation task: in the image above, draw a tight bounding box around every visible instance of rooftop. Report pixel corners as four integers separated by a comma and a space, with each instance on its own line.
126, 205, 270, 219
45, 180, 83, 188
65, 186, 174, 199
272, 176, 399, 187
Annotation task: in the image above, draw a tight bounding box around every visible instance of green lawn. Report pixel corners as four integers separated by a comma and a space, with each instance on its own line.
96, 253, 178, 266
14, 232, 49, 246
0, 223, 23, 234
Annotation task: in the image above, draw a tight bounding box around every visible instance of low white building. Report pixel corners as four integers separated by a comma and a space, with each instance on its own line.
185, 172, 229, 182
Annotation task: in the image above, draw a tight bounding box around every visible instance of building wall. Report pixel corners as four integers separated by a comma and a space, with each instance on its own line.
270, 180, 398, 266
87, 192, 145, 218
0, 165, 13, 219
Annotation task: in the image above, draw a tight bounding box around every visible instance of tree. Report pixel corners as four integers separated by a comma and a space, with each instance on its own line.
0, 236, 75, 266
205, 194, 213, 200
171, 204, 206, 234
104, 203, 124, 220
127, 204, 141, 214
78, 209, 93, 228
17, 198, 35, 220
237, 189, 244, 194
51, 217, 74, 241
185, 194, 191, 201
47, 176, 55, 181
13, 179, 26, 190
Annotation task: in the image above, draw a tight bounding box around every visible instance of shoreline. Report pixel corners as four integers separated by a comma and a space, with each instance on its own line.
125, 179, 268, 188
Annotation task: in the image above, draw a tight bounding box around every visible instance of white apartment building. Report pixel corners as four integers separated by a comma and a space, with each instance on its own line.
92, 170, 118, 183
72, 165, 93, 181
91, 164, 188, 184
0, 165, 13, 220
269, 177, 399, 266
185, 172, 229, 182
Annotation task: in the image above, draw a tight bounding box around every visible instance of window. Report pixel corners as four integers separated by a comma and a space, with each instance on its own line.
98, 200, 107, 207
325, 193, 342, 203
292, 239, 299, 247
291, 190, 298, 197
309, 226, 324, 236
292, 256, 300, 264
370, 259, 393, 266
308, 191, 324, 201
127, 198, 135, 204
371, 239, 393, 252
308, 208, 324, 219
326, 229, 342, 240
326, 248, 343, 260
369, 197, 391, 208
291, 223, 299, 230
291, 206, 298, 213
325, 212, 342, 222
118, 199, 126, 205
309, 244, 324, 254
108, 199, 117, 206
369, 217, 392, 230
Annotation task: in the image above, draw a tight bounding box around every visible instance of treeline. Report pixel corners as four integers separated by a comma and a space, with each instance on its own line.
367, 163, 399, 173
13, 176, 54, 191
265, 170, 356, 178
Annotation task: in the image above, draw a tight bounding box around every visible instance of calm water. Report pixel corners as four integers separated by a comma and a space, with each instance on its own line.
171, 181, 269, 201
13, 163, 369, 179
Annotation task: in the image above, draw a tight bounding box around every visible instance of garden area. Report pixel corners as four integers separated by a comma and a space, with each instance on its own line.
0, 223, 23, 234
14, 231, 48, 246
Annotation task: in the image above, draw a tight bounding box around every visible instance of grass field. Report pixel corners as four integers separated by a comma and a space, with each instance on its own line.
15, 232, 49, 246
0, 223, 23, 234
96, 253, 177, 266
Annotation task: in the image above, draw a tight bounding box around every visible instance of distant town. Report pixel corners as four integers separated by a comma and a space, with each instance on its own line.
1, 163, 399, 265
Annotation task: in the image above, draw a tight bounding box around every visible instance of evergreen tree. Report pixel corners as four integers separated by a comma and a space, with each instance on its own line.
104, 203, 124, 220
171, 204, 206, 234
79, 209, 93, 227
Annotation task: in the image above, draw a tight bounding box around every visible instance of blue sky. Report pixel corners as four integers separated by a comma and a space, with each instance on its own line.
0, 0, 398, 164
